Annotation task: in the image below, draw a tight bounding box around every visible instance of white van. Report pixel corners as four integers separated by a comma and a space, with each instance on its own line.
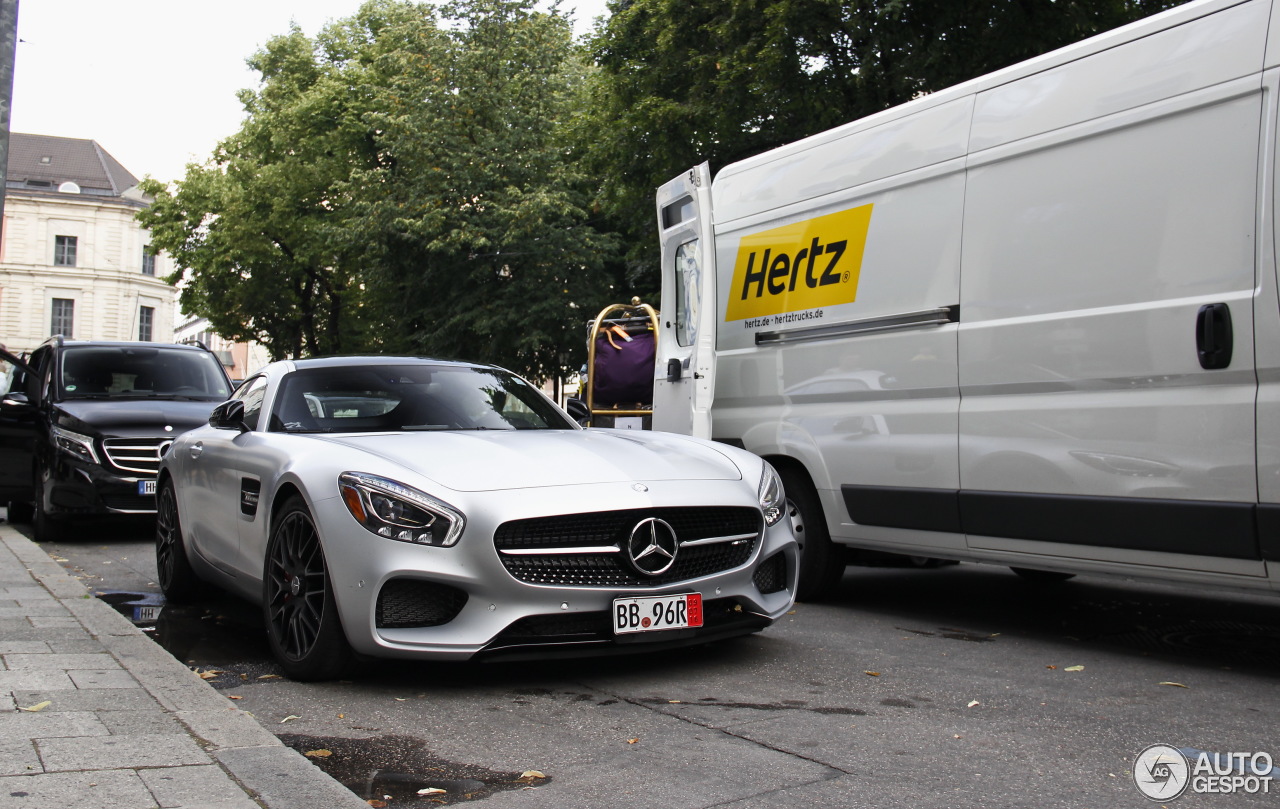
651, 0, 1280, 599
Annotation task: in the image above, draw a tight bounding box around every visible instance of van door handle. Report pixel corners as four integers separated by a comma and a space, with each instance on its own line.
1196, 303, 1233, 370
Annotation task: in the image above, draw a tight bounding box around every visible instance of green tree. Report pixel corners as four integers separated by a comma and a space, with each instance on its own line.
140, 0, 615, 379
579, 0, 1187, 290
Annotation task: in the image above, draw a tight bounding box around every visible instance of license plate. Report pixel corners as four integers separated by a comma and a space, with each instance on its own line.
133, 605, 161, 622
613, 593, 703, 635
138, 480, 156, 495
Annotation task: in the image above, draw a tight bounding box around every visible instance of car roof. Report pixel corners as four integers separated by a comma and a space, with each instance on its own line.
49, 339, 212, 352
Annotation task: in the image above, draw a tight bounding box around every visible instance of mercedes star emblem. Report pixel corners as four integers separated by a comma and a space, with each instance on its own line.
627, 517, 679, 576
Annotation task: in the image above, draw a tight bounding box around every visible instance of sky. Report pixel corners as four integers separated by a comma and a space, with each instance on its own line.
9, 0, 611, 185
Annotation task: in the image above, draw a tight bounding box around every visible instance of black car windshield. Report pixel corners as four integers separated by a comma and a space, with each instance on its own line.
59, 346, 232, 401
269, 365, 574, 433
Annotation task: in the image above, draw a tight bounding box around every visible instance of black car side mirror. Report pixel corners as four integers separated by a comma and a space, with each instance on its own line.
564, 397, 590, 426
1, 391, 30, 408
209, 400, 249, 433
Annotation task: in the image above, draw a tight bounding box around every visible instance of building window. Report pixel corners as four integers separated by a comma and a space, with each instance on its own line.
51, 298, 74, 337
139, 306, 154, 342
54, 236, 77, 267
142, 249, 156, 276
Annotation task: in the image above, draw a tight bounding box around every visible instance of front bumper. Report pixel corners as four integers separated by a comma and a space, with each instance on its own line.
312, 478, 800, 662
45, 456, 156, 516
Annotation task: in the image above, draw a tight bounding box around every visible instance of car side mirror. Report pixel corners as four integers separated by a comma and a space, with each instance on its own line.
209, 400, 249, 433
1, 391, 30, 408
564, 397, 590, 426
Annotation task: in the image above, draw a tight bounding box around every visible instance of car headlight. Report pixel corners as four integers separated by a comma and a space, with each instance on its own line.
338, 472, 465, 547
53, 426, 99, 465
758, 462, 785, 526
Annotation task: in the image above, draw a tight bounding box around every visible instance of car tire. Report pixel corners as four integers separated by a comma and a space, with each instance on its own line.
1010, 567, 1076, 583
32, 472, 66, 543
263, 496, 354, 681
779, 466, 844, 602
155, 480, 206, 602
6, 500, 34, 523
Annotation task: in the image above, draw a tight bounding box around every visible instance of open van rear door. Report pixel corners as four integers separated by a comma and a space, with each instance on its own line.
0, 349, 38, 506
652, 164, 716, 438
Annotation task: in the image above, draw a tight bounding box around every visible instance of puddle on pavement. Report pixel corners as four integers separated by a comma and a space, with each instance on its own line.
277, 734, 547, 804
96, 589, 277, 676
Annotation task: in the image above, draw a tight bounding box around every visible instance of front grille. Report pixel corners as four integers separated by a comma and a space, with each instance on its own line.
103, 437, 171, 476
375, 579, 467, 629
487, 597, 760, 647
753, 551, 788, 594
101, 493, 156, 513
494, 507, 761, 588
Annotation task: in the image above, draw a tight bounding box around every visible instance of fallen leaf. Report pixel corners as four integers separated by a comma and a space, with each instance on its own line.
337, 713, 345, 719
1159, 681, 1190, 688
519, 771, 547, 780
197, 669, 223, 680
19, 701, 51, 713
258, 674, 282, 680
864, 671, 881, 677
228, 696, 243, 701
305, 749, 332, 758
1064, 665, 1085, 672
394, 697, 407, 702
367, 801, 387, 808
281, 715, 301, 723
953, 734, 963, 739
1046, 665, 1058, 670
668, 700, 682, 704
417, 788, 447, 796
967, 700, 980, 708
626, 738, 639, 744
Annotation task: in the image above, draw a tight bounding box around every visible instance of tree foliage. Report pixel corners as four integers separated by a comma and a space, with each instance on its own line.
578, 0, 1189, 290
140, 0, 613, 379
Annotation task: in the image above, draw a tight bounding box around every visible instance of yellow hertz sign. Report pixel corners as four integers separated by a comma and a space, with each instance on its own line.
725, 204, 873, 321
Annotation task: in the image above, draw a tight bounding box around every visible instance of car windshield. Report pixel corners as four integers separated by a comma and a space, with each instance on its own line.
59, 346, 232, 401
268, 364, 574, 433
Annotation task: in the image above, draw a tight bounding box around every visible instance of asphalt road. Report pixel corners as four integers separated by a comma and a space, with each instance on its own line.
13, 514, 1280, 809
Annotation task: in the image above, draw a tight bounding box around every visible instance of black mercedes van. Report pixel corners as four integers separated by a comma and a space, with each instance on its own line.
0, 338, 233, 540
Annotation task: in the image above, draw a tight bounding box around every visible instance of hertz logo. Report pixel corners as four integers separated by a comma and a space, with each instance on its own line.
725, 204, 873, 321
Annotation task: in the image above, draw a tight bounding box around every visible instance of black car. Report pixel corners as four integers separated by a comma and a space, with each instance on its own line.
0, 337, 234, 540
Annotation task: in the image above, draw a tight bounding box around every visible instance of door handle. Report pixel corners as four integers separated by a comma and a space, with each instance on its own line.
189, 441, 203, 459
1196, 303, 1233, 370
666, 358, 683, 382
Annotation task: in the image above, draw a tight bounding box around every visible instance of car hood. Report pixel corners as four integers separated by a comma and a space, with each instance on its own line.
312, 428, 745, 492
55, 399, 220, 436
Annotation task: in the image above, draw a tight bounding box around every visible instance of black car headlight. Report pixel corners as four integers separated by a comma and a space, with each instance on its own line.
53, 426, 99, 465
338, 472, 465, 547
758, 462, 785, 526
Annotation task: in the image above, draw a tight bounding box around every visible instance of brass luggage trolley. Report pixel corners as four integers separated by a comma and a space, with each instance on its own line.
582, 298, 659, 428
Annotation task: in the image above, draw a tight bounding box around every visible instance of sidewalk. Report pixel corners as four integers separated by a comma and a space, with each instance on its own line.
0, 523, 367, 809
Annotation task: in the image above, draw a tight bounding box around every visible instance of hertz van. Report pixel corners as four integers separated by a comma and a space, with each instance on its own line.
651, 0, 1280, 600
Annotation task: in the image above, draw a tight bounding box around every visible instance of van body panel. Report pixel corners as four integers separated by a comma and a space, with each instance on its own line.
657, 0, 1280, 594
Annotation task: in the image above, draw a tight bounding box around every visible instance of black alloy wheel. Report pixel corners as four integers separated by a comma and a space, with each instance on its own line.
155, 480, 205, 601
780, 466, 845, 602
263, 497, 353, 680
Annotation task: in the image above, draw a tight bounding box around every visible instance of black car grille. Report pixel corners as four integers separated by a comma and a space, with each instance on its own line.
487, 597, 761, 646
752, 551, 789, 594
101, 493, 156, 513
493, 507, 761, 588
103, 437, 172, 476
375, 579, 468, 629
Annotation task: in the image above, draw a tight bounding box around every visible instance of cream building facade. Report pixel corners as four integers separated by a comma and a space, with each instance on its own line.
0, 133, 176, 355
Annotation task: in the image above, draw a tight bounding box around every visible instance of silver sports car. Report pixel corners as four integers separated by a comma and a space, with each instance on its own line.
156, 356, 799, 680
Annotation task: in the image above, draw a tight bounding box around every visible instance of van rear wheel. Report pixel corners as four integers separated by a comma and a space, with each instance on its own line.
779, 468, 844, 602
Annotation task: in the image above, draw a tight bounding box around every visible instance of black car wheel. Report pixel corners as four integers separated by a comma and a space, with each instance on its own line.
155, 480, 205, 601
779, 466, 844, 602
32, 470, 66, 543
263, 496, 353, 681
6, 499, 33, 523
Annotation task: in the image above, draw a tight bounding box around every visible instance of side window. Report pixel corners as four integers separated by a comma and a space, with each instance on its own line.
674, 239, 700, 348
28, 347, 51, 402
235, 376, 269, 431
